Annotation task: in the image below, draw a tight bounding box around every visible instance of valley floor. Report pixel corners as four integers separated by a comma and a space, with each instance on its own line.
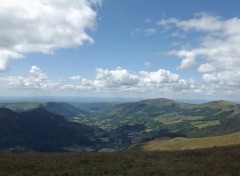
1, 145, 240, 176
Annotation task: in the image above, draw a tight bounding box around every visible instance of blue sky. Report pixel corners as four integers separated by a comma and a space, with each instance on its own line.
0, 0, 240, 100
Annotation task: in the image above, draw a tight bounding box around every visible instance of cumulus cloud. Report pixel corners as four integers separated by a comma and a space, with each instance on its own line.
5, 66, 60, 89
169, 50, 197, 70
158, 12, 240, 94
0, 0, 100, 72
0, 50, 23, 71
139, 69, 179, 83
1, 66, 199, 96
69, 75, 82, 80
78, 67, 199, 94
198, 63, 216, 73
91, 67, 140, 87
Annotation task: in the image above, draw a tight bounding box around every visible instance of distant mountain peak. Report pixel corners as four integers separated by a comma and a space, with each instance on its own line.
201, 100, 238, 108
139, 98, 182, 106
140, 98, 174, 102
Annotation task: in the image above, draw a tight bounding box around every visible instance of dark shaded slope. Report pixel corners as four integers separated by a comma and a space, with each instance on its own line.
0, 108, 105, 152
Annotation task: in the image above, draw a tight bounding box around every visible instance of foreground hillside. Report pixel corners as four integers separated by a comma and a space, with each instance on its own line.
0, 145, 240, 176
130, 131, 240, 152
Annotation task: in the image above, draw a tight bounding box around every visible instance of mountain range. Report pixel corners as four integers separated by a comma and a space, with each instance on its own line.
0, 98, 240, 152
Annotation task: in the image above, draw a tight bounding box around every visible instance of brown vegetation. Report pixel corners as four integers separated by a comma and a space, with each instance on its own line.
0, 145, 240, 176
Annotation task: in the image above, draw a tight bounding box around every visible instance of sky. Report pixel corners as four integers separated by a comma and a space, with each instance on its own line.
0, 0, 240, 100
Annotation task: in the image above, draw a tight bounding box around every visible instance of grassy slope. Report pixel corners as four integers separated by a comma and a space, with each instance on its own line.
130, 132, 240, 151
95, 98, 240, 131
0, 145, 240, 176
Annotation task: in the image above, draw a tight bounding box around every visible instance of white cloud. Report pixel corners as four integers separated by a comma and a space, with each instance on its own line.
0, 50, 23, 71
157, 12, 222, 32
0, 0, 100, 72
5, 66, 60, 89
94, 67, 140, 87
69, 75, 82, 80
1, 66, 199, 96
79, 68, 199, 94
198, 63, 216, 73
158, 12, 240, 94
139, 69, 179, 83
169, 50, 197, 70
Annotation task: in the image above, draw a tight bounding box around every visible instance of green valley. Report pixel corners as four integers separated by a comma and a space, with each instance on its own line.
1, 98, 240, 152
